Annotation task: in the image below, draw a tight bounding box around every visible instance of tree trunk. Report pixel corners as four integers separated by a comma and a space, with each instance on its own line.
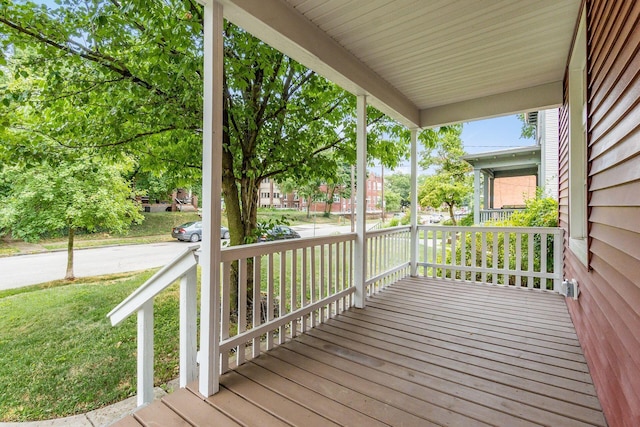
448, 203, 457, 226
221, 108, 260, 315
65, 227, 75, 280
324, 187, 335, 216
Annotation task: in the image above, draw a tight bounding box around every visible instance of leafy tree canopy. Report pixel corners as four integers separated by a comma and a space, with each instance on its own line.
385, 173, 411, 208
0, 0, 411, 247
418, 125, 472, 225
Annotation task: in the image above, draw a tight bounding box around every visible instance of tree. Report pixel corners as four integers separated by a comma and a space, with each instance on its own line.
385, 173, 411, 209
0, 157, 143, 280
1, 1, 410, 312
383, 191, 401, 212
0, 1, 407, 243
516, 114, 536, 139
418, 125, 472, 225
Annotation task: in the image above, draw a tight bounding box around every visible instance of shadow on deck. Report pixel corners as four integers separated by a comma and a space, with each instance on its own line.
112, 276, 605, 426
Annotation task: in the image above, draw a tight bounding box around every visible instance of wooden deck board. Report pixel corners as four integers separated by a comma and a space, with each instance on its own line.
112, 277, 606, 427
133, 401, 192, 427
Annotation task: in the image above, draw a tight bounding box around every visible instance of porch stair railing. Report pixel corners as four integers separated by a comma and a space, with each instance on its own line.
107, 245, 199, 406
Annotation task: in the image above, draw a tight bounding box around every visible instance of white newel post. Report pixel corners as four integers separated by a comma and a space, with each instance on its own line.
354, 94, 367, 308
180, 266, 198, 387
199, 0, 223, 397
410, 129, 418, 277
137, 300, 154, 406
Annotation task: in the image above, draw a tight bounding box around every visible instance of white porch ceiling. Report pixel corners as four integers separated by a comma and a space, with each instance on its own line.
219, 0, 581, 128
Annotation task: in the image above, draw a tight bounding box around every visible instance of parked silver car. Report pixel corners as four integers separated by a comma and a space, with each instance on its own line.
172, 221, 230, 242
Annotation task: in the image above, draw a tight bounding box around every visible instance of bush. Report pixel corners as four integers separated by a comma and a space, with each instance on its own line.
400, 212, 411, 225
434, 190, 559, 289
508, 189, 558, 227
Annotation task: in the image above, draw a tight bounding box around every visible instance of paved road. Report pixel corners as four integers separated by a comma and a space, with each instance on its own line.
0, 224, 354, 291
0, 242, 189, 291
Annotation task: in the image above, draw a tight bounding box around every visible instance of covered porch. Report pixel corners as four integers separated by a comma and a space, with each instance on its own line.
108, 224, 606, 426
462, 146, 542, 225
114, 273, 605, 426
104, 0, 616, 425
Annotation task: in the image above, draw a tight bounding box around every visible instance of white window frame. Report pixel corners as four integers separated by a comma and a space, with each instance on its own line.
568, 8, 588, 266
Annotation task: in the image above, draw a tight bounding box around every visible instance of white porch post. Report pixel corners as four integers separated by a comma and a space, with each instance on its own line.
489, 176, 495, 209
199, 0, 223, 397
410, 129, 419, 277
474, 168, 481, 224
354, 95, 367, 308
483, 172, 489, 210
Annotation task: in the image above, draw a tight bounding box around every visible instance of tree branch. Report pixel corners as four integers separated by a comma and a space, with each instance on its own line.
0, 17, 167, 97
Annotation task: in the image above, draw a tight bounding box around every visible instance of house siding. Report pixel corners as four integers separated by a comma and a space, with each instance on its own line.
539, 109, 559, 199
559, 1, 640, 426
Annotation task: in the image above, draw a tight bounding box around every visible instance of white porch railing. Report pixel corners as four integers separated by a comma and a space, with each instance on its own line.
107, 246, 199, 406
365, 226, 411, 295
108, 227, 414, 405
418, 225, 563, 291
218, 233, 355, 373
479, 208, 521, 223
112, 225, 564, 405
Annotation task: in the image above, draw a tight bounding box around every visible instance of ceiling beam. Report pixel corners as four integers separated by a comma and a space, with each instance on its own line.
420, 81, 563, 128
219, 0, 421, 128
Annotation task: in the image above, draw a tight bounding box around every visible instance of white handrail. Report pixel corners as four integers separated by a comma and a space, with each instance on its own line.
107, 245, 199, 406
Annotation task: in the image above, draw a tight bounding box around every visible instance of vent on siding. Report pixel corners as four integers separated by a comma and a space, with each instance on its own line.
525, 111, 538, 126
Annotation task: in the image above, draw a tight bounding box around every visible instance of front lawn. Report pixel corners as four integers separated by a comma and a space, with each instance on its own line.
0, 271, 181, 422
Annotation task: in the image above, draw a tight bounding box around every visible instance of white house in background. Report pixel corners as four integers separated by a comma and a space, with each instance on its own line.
462, 109, 559, 224
535, 109, 559, 200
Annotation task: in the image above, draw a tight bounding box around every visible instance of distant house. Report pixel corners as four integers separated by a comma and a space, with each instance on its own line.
462, 109, 559, 224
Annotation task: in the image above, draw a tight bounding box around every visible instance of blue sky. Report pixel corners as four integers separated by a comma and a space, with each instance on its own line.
461, 115, 534, 154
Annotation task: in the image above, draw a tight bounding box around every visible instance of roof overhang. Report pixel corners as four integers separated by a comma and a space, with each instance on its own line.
461, 145, 542, 178
216, 0, 579, 129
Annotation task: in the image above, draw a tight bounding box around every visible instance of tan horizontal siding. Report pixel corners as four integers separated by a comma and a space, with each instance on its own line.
589, 206, 640, 233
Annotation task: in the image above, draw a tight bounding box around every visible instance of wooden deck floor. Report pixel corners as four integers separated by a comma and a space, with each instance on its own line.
113, 277, 606, 427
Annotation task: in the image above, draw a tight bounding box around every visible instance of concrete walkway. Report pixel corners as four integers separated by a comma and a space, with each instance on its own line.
0, 380, 179, 427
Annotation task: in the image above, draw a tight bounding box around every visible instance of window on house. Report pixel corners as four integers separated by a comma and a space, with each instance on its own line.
333, 194, 340, 203
568, 8, 588, 266
274, 192, 279, 199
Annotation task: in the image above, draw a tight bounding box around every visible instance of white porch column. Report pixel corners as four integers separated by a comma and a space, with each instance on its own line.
489, 176, 495, 209
199, 0, 223, 397
474, 168, 481, 224
483, 172, 489, 210
410, 129, 419, 277
354, 95, 367, 309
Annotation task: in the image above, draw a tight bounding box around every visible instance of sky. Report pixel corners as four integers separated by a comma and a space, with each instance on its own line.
381, 114, 535, 175
461, 115, 534, 155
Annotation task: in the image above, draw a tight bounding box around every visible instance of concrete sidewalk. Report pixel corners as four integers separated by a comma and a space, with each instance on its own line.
1, 380, 179, 427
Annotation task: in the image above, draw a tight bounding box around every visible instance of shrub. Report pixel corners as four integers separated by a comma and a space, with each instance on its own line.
434, 190, 559, 289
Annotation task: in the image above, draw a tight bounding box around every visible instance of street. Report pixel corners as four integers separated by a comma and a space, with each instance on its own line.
0, 224, 353, 291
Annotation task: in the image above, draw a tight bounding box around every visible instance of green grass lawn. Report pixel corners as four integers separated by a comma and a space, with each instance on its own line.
0, 271, 181, 422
